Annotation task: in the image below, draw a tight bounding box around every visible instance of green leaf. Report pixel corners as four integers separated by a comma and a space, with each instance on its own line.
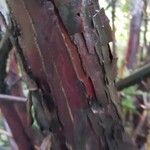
121, 98, 135, 110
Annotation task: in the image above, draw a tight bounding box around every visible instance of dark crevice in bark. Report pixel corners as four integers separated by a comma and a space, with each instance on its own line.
11, 22, 61, 137
0, 28, 34, 149
0, 31, 12, 93
52, 2, 96, 99
5, 0, 137, 149
15, 41, 34, 80
86, 114, 102, 148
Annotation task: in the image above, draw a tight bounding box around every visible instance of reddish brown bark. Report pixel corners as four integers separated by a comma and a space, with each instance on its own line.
5, 0, 136, 149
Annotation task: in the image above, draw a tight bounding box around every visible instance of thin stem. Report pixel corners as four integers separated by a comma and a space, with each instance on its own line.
0, 94, 27, 103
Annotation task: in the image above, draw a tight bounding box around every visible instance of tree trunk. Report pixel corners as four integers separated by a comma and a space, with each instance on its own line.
125, 0, 144, 69
4, 0, 136, 149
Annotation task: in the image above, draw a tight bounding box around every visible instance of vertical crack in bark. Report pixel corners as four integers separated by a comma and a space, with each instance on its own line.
0, 29, 12, 93
62, 87, 75, 124
12, 0, 51, 85
52, 0, 96, 99
6, 0, 136, 149
0, 27, 34, 149
52, 0, 135, 148
54, 63, 74, 124
59, 24, 95, 99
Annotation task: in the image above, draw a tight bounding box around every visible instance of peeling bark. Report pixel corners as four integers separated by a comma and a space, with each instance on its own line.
5, 0, 136, 149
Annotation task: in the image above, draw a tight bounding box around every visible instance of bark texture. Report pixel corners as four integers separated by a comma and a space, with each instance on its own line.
4, 0, 136, 149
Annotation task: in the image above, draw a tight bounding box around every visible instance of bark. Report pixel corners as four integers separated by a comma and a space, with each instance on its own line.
5, 0, 136, 149
0, 28, 34, 149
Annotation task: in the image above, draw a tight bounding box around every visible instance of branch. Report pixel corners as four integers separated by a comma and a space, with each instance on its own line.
0, 94, 27, 103
116, 63, 150, 90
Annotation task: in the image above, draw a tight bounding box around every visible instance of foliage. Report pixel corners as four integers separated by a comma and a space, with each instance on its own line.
121, 86, 137, 111
0, 116, 10, 149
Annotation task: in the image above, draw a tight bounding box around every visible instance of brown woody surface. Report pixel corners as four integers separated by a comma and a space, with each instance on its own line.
4, 0, 136, 149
